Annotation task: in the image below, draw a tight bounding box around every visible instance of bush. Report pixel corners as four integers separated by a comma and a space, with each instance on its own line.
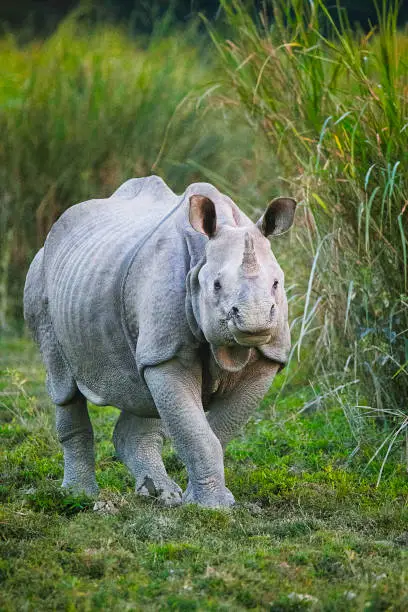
212, 0, 408, 470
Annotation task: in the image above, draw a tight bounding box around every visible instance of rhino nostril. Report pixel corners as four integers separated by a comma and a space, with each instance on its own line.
229, 306, 239, 318
270, 305, 275, 319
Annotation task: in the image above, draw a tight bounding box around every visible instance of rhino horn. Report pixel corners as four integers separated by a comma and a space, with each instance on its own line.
241, 232, 260, 277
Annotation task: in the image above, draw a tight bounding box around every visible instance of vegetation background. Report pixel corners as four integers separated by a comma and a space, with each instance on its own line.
1, 0, 407, 609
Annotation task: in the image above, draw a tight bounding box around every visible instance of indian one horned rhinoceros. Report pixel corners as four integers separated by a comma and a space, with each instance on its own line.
24, 176, 296, 507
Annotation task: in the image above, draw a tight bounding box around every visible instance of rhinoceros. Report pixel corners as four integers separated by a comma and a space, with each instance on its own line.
24, 176, 296, 507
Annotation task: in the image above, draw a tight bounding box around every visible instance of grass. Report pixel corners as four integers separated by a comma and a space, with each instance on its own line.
209, 0, 408, 469
0, 9, 279, 325
1, 336, 408, 610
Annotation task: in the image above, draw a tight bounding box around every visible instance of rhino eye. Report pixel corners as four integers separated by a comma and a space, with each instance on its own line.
214, 279, 222, 291
272, 280, 279, 290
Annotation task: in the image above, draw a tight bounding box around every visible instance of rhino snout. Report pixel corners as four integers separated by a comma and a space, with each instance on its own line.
227, 311, 274, 347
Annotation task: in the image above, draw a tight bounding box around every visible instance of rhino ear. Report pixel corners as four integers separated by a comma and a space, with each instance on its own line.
256, 197, 296, 237
189, 195, 217, 238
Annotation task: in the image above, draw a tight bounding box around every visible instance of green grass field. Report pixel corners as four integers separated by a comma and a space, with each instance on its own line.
1, 337, 407, 610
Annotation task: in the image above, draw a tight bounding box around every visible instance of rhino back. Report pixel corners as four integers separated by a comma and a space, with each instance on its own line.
43, 176, 180, 410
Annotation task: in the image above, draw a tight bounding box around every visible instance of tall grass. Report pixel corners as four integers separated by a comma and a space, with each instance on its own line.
0, 12, 270, 324
211, 0, 408, 468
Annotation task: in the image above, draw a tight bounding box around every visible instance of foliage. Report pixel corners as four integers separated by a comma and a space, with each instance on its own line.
1, 337, 408, 610
2, 0, 408, 38
210, 0, 408, 469
0, 11, 268, 324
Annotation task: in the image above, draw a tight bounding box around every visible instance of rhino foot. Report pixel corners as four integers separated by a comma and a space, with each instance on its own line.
136, 475, 182, 507
61, 478, 99, 498
182, 482, 235, 508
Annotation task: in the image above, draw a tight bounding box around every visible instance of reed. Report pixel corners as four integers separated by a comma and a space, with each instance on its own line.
211, 0, 408, 472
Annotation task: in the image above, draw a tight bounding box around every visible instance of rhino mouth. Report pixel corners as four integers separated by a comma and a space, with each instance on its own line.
227, 320, 272, 347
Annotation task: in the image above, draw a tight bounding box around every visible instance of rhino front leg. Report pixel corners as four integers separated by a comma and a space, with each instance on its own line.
56, 392, 98, 496
207, 359, 279, 450
113, 411, 182, 506
144, 359, 233, 508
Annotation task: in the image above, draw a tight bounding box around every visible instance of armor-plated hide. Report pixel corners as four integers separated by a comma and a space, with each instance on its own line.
24, 176, 295, 507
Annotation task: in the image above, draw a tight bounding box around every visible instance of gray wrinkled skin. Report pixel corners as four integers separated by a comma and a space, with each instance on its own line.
24, 176, 296, 507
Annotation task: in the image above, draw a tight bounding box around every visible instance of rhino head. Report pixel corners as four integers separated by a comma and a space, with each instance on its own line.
187, 194, 296, 372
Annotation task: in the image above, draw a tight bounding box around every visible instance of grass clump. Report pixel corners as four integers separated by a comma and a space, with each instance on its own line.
211, 0, 408, 470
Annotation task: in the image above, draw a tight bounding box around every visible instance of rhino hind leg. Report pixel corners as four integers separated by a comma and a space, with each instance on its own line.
113, 411, 182, 506
24, 249, 97, 496
56, 393, 99, 497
